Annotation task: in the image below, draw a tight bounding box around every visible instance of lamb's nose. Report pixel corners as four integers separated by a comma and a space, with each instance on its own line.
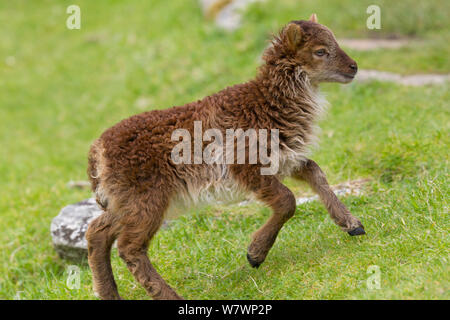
350, 64, 358, 72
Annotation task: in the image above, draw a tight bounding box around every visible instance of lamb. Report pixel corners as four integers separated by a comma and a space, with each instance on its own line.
86, 14, 365, 300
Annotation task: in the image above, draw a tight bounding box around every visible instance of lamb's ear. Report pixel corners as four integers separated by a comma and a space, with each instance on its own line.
309, 13, 318, 23
284, 23, 302, 51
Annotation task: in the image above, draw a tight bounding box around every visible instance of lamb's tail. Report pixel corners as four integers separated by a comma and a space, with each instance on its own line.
87, 139, 108, 210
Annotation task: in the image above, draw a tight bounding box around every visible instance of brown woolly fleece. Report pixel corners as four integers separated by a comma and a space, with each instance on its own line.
86, 15, 365, 300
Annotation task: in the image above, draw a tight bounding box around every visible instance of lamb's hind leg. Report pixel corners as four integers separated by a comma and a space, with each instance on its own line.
116, 194, 182, 300
292, 159, 365, 236
86, 211, 121, 300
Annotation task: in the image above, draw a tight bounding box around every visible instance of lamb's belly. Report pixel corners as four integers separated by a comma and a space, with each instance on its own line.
164, 148, 308, 220
165, 168, 248, 220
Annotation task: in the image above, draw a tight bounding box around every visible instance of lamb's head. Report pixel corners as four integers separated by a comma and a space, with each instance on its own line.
263, 14, 357, 84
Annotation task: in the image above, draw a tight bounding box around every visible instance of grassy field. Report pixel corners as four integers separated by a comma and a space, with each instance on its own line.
0, 0, 448, 299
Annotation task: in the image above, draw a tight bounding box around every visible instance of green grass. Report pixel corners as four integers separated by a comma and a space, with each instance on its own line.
0, 0, 448, 299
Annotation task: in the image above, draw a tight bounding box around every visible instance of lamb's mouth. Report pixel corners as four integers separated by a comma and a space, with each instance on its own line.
337, 72, 356, 83
339, 72, 356, 80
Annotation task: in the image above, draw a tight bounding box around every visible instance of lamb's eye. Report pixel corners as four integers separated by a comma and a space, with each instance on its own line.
315, 49, 326, 56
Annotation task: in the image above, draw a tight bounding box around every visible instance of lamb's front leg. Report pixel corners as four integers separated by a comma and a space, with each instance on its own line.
292, 159, 365, 236
233, 165, 297, 268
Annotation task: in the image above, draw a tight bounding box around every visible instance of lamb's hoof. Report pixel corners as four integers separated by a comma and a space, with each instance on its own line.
247, 253, 262, 268
348, 227, 366, 236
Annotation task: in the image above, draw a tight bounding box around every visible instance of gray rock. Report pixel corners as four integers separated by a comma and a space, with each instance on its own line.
51, 198, 171, 262
51, 198, 103, 262
200, 0, 264, 31
339, 38, 412, 51
357, 70, 450, 86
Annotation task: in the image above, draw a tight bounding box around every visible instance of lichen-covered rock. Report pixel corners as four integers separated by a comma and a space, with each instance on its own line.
51, 198, 103, 262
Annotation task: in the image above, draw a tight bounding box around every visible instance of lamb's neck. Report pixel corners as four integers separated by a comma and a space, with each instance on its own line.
254, 64, 326, 122
250, 64, 329, 156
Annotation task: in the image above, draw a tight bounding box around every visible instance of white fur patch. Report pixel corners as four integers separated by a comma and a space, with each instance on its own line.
278, 82, 329, 177
165, 164, 248, 219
